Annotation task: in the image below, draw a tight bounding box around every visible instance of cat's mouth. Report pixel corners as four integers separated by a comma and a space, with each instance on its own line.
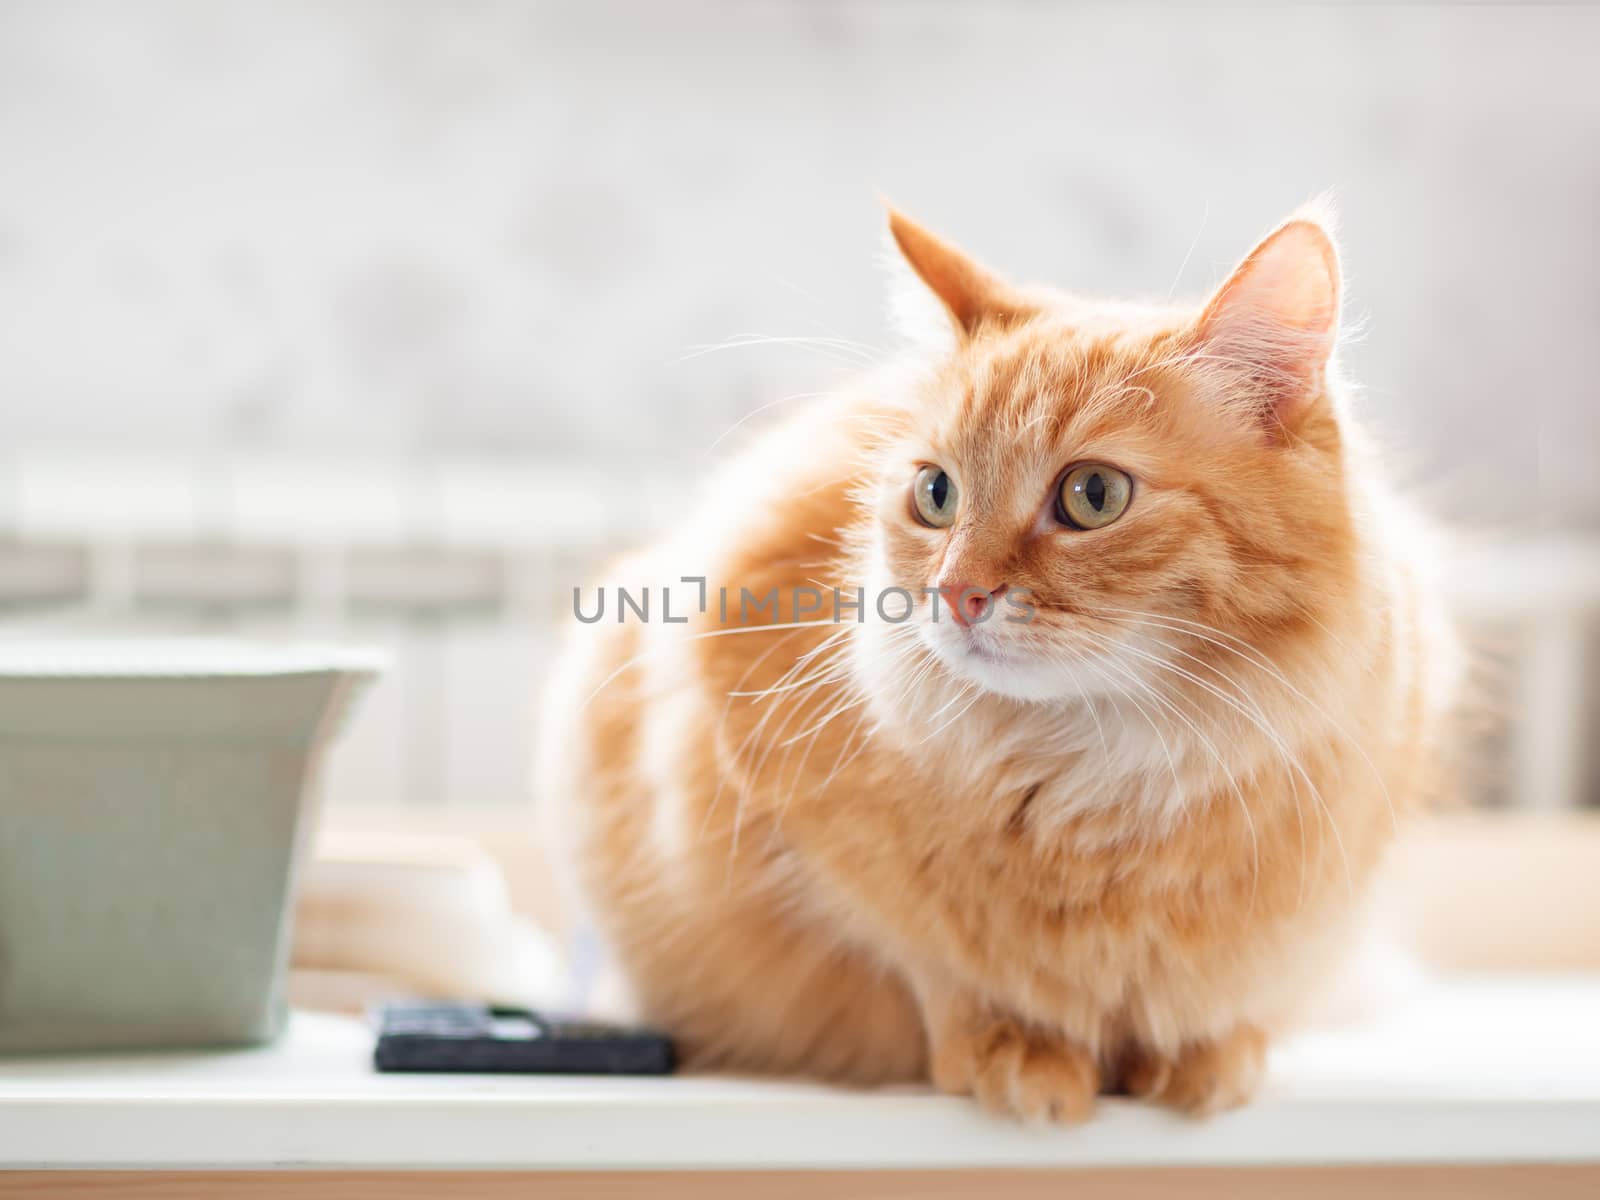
955, 631, 1017, 666
921, 619, 1051, 695
916, 612, 1142, 704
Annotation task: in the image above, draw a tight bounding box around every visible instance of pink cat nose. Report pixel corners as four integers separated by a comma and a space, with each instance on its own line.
941, 582, 1008, 627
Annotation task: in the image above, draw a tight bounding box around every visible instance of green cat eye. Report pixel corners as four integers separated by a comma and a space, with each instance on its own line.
1057, 464, 1132, 530
911, 465, 959, 528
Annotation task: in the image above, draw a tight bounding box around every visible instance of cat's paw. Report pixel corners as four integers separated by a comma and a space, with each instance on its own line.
1120, 1025, 1267, 1117
931, 1015, 1098, 1124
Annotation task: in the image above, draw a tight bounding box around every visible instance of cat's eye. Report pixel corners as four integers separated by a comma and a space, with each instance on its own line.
911, 465, 959, 528
1057, 464, 1132, 530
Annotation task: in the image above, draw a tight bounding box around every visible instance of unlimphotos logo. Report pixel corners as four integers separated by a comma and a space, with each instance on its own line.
572, 577, 1036, 625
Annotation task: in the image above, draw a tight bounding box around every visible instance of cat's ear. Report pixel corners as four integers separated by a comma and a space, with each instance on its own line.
884, 206, 1028, 347
1192, 202, 1341, 434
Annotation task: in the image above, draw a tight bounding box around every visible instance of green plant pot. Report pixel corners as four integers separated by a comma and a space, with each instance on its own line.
0, 642, 382, 1053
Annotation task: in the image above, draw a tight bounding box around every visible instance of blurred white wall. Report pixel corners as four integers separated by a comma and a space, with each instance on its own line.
1, 0, 1597, 530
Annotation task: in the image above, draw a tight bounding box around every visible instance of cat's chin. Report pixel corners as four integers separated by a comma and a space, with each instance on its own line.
921, 625, 1122, 705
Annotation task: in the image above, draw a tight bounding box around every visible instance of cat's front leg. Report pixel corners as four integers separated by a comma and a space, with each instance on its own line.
918, 984, 1099, 1124
1117, 1024, 1268, 1116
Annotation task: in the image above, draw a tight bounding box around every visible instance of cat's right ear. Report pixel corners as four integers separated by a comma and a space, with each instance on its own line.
883, 206, 1027, 349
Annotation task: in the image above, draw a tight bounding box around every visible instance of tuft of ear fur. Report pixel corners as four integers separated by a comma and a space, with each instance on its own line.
1193, 199, 1342, 435
883, 205, 1028, 344
881, 225, 959, 354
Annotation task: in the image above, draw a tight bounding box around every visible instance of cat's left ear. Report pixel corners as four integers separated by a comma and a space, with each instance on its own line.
1192, 203, 1342, 435
883, 206, 1030, 349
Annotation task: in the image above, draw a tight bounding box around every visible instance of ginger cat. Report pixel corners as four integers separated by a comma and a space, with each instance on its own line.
541, 202, 1457, 1120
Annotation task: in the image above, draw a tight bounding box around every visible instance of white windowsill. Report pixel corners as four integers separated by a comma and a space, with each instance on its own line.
1, 974, 1598, 1171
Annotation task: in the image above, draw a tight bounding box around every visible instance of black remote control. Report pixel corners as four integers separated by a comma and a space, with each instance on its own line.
373, 1001, 676, 1075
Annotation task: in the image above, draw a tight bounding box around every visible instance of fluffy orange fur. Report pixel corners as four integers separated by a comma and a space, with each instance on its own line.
541, 203, 1458, 1120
